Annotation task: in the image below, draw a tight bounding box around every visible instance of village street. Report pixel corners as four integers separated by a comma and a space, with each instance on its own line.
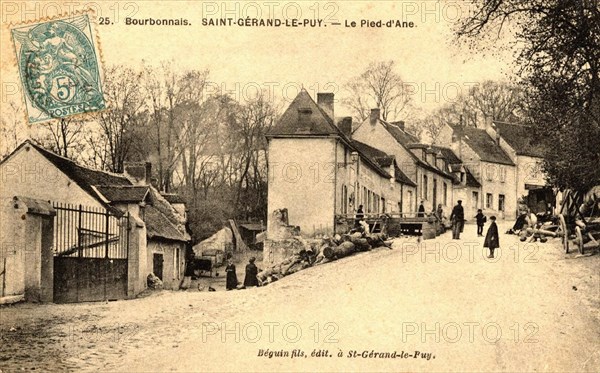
1, 221, 599, 372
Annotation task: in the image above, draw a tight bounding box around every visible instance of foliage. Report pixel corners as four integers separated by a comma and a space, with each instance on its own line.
455, 0, 600, 192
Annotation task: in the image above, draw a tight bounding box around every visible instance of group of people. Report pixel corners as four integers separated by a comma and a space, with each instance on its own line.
412, 200, 500, 258
225, 255, 259, 290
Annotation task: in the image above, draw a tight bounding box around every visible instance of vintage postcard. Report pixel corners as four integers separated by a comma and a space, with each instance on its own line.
1, 1, 599, 372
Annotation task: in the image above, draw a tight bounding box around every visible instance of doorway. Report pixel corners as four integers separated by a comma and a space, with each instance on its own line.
153, 254, 164, 280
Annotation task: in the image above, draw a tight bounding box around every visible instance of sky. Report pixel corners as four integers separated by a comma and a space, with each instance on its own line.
0, 1, 517, 131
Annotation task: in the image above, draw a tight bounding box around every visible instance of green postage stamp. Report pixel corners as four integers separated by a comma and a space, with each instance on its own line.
11, 14, 105, 124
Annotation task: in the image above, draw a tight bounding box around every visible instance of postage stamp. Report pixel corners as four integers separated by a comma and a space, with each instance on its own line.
11, 13, 105, 124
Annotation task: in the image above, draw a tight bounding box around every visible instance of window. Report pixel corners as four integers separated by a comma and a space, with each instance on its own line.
486, 193, 493, 209
472, 191, 479, 209
498, 194, 505, 211
443, 182, 448, 205
382, 198, 386, 213
499, 166, 506, 183
407, 191, 414, 212
423, 175, 428, 199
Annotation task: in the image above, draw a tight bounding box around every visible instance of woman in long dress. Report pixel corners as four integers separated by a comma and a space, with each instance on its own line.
225, 258, 238, 290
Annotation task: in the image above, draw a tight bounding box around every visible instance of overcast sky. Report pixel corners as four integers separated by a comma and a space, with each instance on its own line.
1, 1, 516, 123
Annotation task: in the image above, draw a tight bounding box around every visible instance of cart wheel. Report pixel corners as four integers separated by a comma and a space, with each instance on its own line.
575, 226, 584, 255
559, 214, 569, 253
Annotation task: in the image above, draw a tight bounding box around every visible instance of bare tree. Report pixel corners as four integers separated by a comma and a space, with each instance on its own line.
0, 100, 26, 159
94, 65, 146, 173
36, 116, 88, 158
422, 80, 524, 143
343, 60, 412, 122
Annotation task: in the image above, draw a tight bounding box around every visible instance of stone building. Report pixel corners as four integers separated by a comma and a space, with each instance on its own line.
265, 90, 416, 237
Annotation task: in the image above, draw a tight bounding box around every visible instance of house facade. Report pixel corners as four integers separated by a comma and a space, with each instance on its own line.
438, 122, 518, 219
0, 141, 189, 303
485, 120, 553, 214
266, 90, 416, 237
352, 110, 457, 215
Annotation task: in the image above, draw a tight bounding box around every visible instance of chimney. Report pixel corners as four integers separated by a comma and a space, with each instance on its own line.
338, 117, 353, 137
391, 120, 405, 131
124, 162, 152, 186
317, 93, 334, 120
370, 108, 380, 125
298, 107, 312, 124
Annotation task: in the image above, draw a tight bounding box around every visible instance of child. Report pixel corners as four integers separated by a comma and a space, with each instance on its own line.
484, 216, 499, 258
475, 209, 487, 237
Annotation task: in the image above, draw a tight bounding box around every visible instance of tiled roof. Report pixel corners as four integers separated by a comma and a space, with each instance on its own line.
4, 141, 189, 242
266, 89, 339, 136
493, 121, 545, 158
96, 186, 149, 203
19, 141, 131, 214
381, 120, 420, 144
144, 205, 188, 242
466, 171, 482, 188
428, 145, 462, 165
457, 126, 515, 165
406, 143, 457, 181
351, 140, 417, 187
146, 187, 190, 242
161, 193, 186, 204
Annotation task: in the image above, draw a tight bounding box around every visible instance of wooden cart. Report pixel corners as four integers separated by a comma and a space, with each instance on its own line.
556, 188, 600, 254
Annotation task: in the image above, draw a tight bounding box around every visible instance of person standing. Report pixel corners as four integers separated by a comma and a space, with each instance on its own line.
355, 205, 364, 227
225, 258, 238, 290
243, 257, 259, 288
418, 201, 426, 217
484, 216, 499, 258
475, 209, 487, 237
450, 200, 464, 239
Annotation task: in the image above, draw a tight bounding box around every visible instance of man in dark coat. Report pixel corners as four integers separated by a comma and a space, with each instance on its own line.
449, 200, 465, 239
225, 258, 238, 290
243, 257, 259, 287
417, 201, 425, 217
475, 209, 486, 237
484, 216, 499, 258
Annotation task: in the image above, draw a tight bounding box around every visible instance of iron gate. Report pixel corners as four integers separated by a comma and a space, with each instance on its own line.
52, 203, 130, 303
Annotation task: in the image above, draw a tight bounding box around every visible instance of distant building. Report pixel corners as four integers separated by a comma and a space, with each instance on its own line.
438, 120, 518, 219
0, 141, 189, 303
485, 119, 553, 214
352, 110, 457, 214
265, 90, 416, 237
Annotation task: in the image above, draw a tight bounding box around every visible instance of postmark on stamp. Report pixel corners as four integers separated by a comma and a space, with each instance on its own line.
11, 14, 105, 124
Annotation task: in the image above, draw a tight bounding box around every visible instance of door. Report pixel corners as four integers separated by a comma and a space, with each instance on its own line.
153, 253, 164, 280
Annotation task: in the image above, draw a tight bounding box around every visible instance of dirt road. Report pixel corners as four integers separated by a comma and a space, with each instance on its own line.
1, 222, 599, 372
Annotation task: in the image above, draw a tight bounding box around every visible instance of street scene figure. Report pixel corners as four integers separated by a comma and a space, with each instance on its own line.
418, 201, 425, 217
450, 200, 464, 239
225, 258, 238, 290
355, 205, 364, 227
484, 216, 499, 258
475, 209, 487, 237
243, 257, 259, 288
